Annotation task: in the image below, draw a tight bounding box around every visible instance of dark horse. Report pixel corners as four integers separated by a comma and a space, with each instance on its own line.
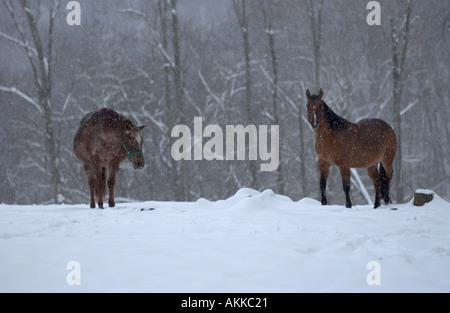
73, 108, 145, 209
306, 89, 397, 208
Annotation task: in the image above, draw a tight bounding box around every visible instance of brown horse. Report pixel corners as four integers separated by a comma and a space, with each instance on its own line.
73, 108, 145, 209
306, 89, 397, 208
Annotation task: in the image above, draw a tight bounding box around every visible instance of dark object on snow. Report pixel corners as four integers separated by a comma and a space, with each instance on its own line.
413, 191, 434, 206
73, 108, 146, 209
306, 88, 397, 209
140, 208, 156, 212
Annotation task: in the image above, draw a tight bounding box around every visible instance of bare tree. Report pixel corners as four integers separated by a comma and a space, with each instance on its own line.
390, 0, 413, 203
121, 0, 189, 201
306, 0, 325, 91
1, 0, 448, 205
0, 0, 62, 203
233, 0, 258, 190
170, 0, 191, 201
157, 0, 182, 201
259, 0, 284, 194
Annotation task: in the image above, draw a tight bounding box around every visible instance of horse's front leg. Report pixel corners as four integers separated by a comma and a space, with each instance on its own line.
318, 159, 330, 205
107, 163, 119, 208
339, 166, 352, 208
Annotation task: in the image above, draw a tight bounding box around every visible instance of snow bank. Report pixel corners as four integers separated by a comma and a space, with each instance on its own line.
1, 189, 449, 292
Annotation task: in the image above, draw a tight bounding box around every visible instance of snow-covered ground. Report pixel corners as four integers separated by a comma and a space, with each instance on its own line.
1, 188, 449, 292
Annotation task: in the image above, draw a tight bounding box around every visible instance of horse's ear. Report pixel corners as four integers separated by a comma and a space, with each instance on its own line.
138, 125, 146, 131
306, 89, 311, 100
125, 122, 132, 133
319, 89, 323, 99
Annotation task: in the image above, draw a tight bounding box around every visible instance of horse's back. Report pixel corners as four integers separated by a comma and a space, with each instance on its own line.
73, 108, 126, 165
316, 118, 396, 168
352, 118, 396, 166
80, 111, 95, 126
74, 109, 121, 141
356, 118, 396, 145
356, 118, 393, 131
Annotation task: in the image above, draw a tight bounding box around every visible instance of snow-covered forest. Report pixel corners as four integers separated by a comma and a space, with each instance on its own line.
0, 0, 449, 205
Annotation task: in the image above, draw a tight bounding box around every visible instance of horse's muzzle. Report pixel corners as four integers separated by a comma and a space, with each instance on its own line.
311, 121, 320, 130
308, 112, 322, 130
133, 161, 145, 170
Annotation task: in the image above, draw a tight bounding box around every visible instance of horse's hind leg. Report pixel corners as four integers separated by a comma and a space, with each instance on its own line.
380, 161, 394, 204
367, 165, 381, 208
339, 166, 352, 208
318, 159, 331, 205
93, 164, 105, 209
381, 130, 397, 205
107, 164, 119, 208
84, 164, 96, 208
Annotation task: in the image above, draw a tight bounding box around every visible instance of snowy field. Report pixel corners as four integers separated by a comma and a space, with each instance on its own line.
1, 188, 449, 293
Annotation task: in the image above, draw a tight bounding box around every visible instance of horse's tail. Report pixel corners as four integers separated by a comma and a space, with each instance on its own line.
379, 162, 389, 203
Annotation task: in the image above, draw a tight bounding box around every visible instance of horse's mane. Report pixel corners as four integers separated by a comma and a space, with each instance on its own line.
322, 101, 349, 130
90, 108, 136, 129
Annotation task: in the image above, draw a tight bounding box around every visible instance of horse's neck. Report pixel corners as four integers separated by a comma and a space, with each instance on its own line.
317, 120, 334, 136
316, 118, 351, 141
324, 107, 350, 131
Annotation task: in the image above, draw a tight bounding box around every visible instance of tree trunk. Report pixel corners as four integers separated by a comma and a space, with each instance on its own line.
1, 0, 62, 203
43, 103, 60, 202
261, 2, 284, 194
390, 0, 412, 203
307, 0, 324, 91
233, 0, 258, 190
298, 107, 308, 197
170, 0, 189, 200
158, 0, 182, 201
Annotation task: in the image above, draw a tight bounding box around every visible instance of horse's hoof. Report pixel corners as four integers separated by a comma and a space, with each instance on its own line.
109, 202, 115, 208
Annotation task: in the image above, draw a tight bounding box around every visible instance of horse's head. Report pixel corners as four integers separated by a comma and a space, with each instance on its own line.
306, 88, 325, 130
122, 123, 146, 170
